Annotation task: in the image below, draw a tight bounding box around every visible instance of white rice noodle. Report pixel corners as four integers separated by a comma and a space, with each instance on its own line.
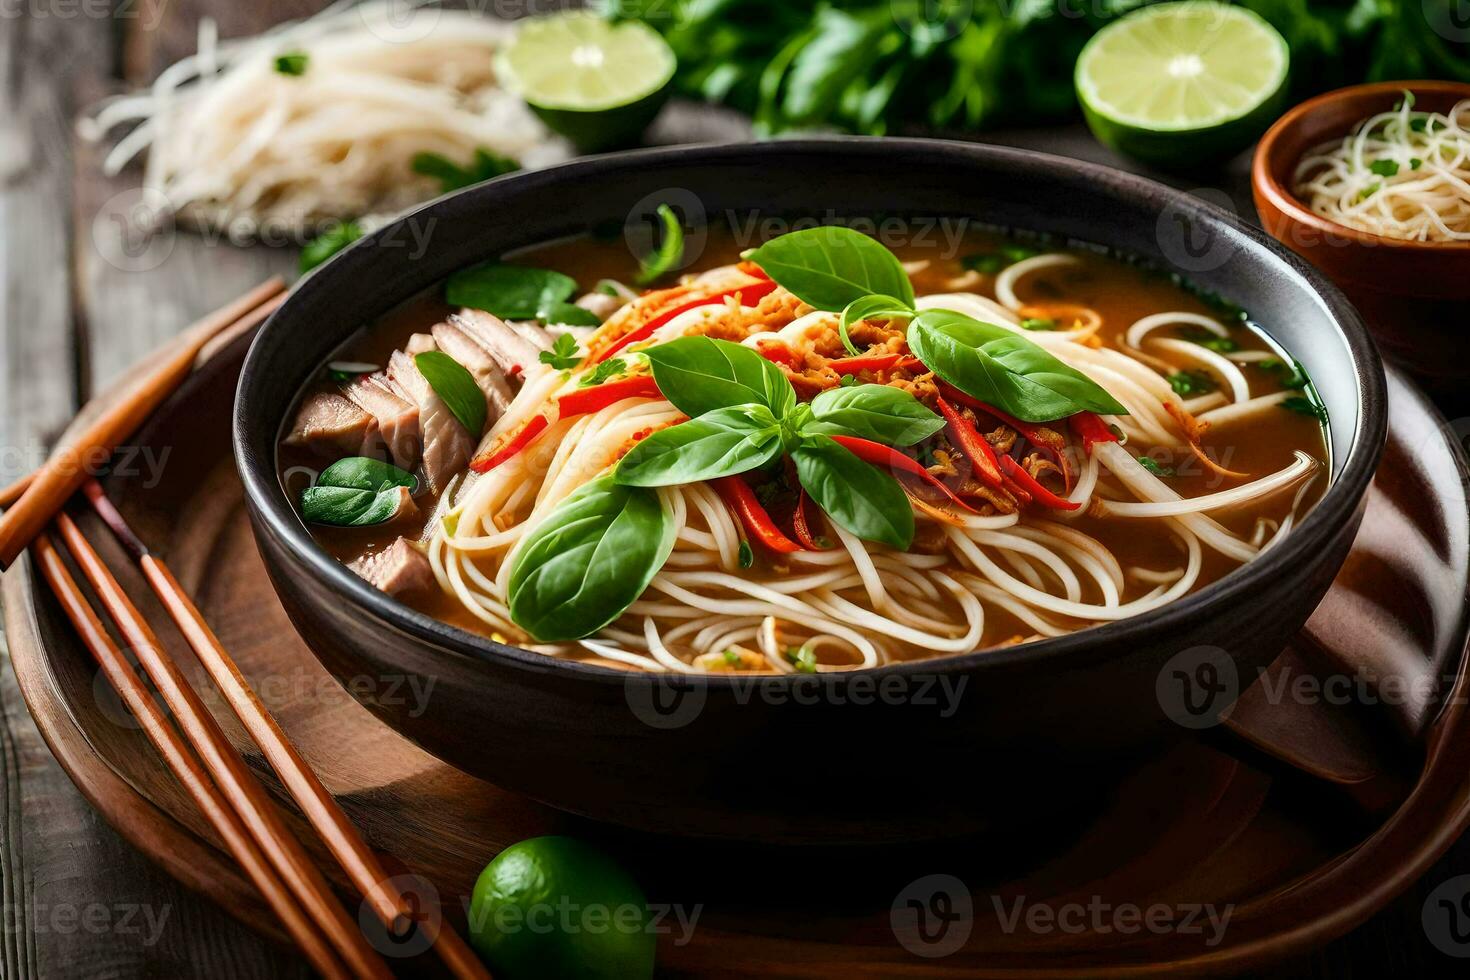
81, 1, 569, 235
1095, 451, 1317, 518
1125, 311, 1230, 349
1147, 337, 1251, 404
1094, 442, 1258, 562
994, 254, 1080, 310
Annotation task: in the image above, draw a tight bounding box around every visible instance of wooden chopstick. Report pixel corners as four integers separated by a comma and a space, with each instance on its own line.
51, 513, 395, 980
81, 480, 494, 980
0, 473, 32, 509
0, 278, 286, 569
30, 532, 352, 980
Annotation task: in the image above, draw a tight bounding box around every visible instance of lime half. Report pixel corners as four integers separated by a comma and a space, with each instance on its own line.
500, 13, 676, 153
1076, 1, 1289, 170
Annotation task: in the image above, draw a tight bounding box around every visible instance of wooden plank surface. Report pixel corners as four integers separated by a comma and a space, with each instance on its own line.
0, 0, 1466, 976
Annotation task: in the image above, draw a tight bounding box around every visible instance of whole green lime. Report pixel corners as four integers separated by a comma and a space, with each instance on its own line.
468, 836, 655, 979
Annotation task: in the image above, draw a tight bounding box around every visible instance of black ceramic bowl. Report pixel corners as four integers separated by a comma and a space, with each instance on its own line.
235, 139, 1385, 844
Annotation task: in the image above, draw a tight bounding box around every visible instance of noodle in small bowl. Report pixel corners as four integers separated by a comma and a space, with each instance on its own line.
238, 140, 1386, 842
1254, 80, 1470, 383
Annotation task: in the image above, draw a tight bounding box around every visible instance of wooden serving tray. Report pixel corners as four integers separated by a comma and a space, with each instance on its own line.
4, 331, 1469, 977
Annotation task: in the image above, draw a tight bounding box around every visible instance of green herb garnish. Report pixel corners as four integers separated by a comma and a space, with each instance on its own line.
1020, 317, 1057, 331
1281, 396, 1328, 422
274, 52, 309, 76
446, 263, 582, 323
746, 226, 914, 313
723, 648, 742, 665
411, 148, 518, 193
1369, 159, 1400, 178
737, 540, 754, 568
414, 351, 487, 436
1180, 327, 1237, 353
787, 645, 817, 673
615, 335, 937, 551
838, 373, 858, 387
635, 203, 685, 286
539, 333, 582, 371
299, 222, 362, 273
579, 358, 627, 388
1410, 158, 1423, 170
507, 476, 676, 642
1257, 358, 1308, 389
1168, 370, 1216, 396
961, 254, 1005, 274
1137, 456, 1175, 477
300, 458, 416, 527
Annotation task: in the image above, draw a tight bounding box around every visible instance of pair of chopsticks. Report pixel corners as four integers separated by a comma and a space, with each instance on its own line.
4, 281, 490, 978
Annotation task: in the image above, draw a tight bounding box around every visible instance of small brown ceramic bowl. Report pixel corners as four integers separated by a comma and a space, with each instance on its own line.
1253, 80, 1470, 383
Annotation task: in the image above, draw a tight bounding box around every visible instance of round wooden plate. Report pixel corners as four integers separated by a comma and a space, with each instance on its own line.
4, 332, 1469, 977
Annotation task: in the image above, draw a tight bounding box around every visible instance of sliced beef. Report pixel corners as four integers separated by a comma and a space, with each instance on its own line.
343, 374, 420, 470
349, 537, 433, 596
285, 392, 381, 458
431, 320, 515, 414
388, 348, 473, 496
452, 309, 542, 376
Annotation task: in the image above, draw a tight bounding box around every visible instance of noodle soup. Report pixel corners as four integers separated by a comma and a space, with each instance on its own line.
279, 220, 1328, 673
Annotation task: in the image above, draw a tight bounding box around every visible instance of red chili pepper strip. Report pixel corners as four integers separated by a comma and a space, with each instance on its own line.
936, 382, 1072, 492
712, 476, 803, 554
828, 435, 977, 513
470, 414, 550, 473
1069, 411, 1118, 455
595, 280, 779, 363
756, 343, 801, 369
791, 490, 827, 550
934, 397, 1006, 489
827, 352, 901, 372
998, 455, 1080, 510
555, 375, 661, 417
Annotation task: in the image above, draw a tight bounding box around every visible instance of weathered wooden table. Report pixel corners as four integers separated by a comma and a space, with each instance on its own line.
0, 2, 1465, 975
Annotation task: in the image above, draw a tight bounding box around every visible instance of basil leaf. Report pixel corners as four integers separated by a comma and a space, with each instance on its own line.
838, 294, 914, 356
300, 457, 417, 527
299, 222, 362, 273
507, 475, 676, 642
805, 384, 944, 446
747, 226, 914, 312
414, 351, 487, 436
616, 405, 782, 487
792, 435, 913, 551
635, 203, 684, 286
642, 336, 796, 418
445, 263, 577, 320
907, 309, 1128, 422
538, 300, 602, 327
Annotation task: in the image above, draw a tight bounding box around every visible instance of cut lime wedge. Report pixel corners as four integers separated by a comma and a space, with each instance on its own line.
499, 12, 676, 153
1075, 1, 1289, 170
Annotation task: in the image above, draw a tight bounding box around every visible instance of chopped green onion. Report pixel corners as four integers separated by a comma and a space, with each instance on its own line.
1138, 456, 1175, 477
1369, 159, 1399, 178
274, 52, 309, 76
